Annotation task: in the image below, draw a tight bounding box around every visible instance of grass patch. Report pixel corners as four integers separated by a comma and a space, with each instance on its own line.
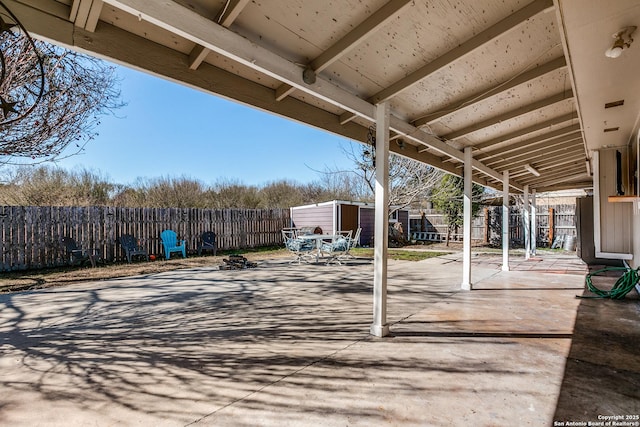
350, 248, 448, 261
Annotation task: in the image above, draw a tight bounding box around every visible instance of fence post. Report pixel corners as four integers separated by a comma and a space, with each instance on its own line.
483, 207, 490, 244
548, 207, 555, 247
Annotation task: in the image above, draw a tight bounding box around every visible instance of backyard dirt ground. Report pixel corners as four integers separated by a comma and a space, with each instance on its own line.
0, 241, 498, 293
0, 250, 291, 293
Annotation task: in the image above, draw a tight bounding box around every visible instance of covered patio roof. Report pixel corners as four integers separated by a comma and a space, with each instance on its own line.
10, 0, 639, 193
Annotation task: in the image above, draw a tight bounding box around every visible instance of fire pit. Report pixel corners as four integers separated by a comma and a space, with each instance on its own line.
219, 255, 258, 270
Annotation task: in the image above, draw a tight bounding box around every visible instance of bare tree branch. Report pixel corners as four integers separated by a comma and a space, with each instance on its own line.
321, 141, 443, 213
0, 33, 123, 165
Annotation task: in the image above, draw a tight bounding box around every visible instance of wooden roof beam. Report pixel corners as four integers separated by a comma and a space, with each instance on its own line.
442, 89, 574, 141
70, 0, 103, 32
275, 0, 412, 101
217, 0, 251, 27
487, 140, 584, 169
476, 128, 582, 162
472, 115, 579, 152
412, 56, 567, 127
339, 0, 554, 124
440, 120, 579, 164
456, 144, 583, 174
517, 165, 587, 186
535, 180, 593, 192
509, 154, 586, 178
524, 171, 591, 189
188, 0, 250, 70
369, 0, 554, 104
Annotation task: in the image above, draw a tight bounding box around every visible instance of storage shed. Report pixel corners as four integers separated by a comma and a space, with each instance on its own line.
290, 201, 409, 247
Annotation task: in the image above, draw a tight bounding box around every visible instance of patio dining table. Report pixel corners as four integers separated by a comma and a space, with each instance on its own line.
297, 234, 342, 263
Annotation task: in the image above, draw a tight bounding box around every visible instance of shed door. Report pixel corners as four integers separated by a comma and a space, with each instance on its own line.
340, 204, 359, 233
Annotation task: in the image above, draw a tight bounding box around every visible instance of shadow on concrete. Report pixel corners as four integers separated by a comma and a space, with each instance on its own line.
552, 271, 640, 423
0, 260, 519, 425
0, 255, 597, 426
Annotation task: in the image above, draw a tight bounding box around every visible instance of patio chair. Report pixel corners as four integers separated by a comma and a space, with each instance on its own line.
282, 227, 299, 238
119, 234, 149, 263
282, 229, 315, 264
160, 229, 187, 260
61, 236, 99, 267
320, 234, 352, 265
197, 231, 217, 256
336, 230, 353, 239
339, 227, 361, 260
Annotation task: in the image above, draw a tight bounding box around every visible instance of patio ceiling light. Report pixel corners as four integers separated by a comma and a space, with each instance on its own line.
605, 26, 636, 58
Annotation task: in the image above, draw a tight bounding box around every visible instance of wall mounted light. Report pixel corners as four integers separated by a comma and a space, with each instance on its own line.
524, 163, 541, 177
605, 26, 636, 58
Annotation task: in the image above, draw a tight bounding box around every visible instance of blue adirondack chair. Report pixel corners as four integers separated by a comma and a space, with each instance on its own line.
160, 230, 186, 260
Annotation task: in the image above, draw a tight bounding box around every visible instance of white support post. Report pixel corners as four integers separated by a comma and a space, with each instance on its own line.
530, 189, 537, 257
502, 171, 510, 272
523, 185, 530, 260
593, 150, 602, 253
370, 102, 390, 338
462, 146, 472, 290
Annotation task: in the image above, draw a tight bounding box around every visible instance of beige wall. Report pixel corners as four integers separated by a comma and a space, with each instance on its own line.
598, 148, 632, 254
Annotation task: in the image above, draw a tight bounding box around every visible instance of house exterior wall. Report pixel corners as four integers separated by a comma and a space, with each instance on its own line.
632, 137, 640, 268
598, 148, 632, 254
633, 211, 640, 268
290, 203, 335, 235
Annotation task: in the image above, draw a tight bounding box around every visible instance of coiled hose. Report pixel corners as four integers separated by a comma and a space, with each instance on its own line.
581, 266, 640, 299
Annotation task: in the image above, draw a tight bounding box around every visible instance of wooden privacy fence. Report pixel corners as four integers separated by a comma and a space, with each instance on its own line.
0, 206, 290, 271
483, 205, 577, 247
411, 204, 576, 247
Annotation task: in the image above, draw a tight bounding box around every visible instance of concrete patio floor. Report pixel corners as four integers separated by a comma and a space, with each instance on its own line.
1, 253, 638, 426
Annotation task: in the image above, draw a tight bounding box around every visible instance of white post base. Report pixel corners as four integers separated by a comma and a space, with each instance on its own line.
461, 281, 472, 291
370, 323, 390, 337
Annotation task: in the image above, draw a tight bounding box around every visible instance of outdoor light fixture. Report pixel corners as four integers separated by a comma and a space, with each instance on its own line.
302, 67, 316, 84
524, 164, 541, 177
605, 26, 636, 58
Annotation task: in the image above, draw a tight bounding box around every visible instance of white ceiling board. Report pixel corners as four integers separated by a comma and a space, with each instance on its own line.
390, 12, 563, 120
322, 0, 533, 97
231, 0, 390, 67
432, 97, 576, 145
558, 0, 640, 151
432, 67, 571, 134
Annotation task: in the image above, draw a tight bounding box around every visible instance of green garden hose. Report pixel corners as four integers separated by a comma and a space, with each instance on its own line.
580, 266, 640, 299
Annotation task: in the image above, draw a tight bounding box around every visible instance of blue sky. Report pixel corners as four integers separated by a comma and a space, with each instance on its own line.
53, 65, 356, 187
